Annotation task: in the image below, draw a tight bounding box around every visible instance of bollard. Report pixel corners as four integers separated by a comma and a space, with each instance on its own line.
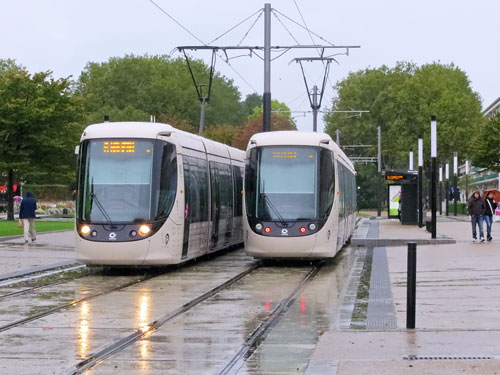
406, 242, 417, 329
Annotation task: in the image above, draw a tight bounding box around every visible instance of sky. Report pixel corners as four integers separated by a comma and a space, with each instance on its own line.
2, 0, 499, 132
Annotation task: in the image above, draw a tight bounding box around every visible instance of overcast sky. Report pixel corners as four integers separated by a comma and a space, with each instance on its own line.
2, 0, 499, 132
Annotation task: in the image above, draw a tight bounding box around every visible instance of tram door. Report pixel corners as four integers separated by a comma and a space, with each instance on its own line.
209, 161, 233, 250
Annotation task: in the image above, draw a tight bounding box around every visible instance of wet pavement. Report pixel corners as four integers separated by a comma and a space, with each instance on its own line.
307, 216, 500, 374
1, 215, 500, 374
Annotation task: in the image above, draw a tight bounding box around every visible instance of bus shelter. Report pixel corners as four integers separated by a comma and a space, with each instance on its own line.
384, 170, 418, 225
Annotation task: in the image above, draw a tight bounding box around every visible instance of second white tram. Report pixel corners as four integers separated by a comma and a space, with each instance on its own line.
243, 131, 356, 258
75, 121, 244, 266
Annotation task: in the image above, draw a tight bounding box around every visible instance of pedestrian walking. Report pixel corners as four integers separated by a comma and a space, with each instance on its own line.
484, 191, 498, 241
19, 191, 37, 243
467, 191, 486, 243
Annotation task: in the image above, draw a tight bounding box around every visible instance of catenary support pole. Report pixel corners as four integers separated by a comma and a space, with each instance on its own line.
312, 85, 318, 132
199, 98, 207, 136
263, 3, 271, 132
406, 242, 417, 329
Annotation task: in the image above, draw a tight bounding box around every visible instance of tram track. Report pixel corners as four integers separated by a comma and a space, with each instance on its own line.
64, 260, 263, 375
0, 268, 168, 333
63, 260, 324, 375
0, 261, 83, 285
219, 261, 324, 375
0, 265, 98, 301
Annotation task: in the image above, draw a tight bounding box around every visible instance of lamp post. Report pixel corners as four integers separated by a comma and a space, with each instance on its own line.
409, 151, 414, 171
445, 162, 449, 216
430, 115, 437, 238
465, 160, 470, 200
453, 152, 458, 216
439, 165, 443, 215
377, 126, 382, 217
418, 138, 423, 228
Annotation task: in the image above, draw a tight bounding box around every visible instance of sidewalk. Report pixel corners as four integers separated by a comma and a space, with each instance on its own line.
307, 217, 500, 374
0, 231, 76, 277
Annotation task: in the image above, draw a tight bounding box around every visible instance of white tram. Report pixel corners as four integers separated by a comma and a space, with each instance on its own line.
75, 121, 244, 266
243, 131, 356, 258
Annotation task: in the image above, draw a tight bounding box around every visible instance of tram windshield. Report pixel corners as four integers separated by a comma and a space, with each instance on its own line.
245, 146, 335, 221
77, 139, 177, 223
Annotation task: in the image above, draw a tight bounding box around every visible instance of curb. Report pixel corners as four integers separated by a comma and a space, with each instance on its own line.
351, 238, 456, 247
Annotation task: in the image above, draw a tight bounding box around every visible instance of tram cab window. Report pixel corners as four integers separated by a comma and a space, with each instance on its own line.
319, 149, 335, 219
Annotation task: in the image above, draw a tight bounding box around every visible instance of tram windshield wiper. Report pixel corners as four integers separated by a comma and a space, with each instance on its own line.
90, 192, 114, 226
260, 193, 287, 227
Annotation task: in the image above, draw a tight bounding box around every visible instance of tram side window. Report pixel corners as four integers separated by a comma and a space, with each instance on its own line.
319, 149, 335, 219
183, 156, 207, 224
218, 162, 233, 219
232, 166, 243, 217
197, 157, 209, 222
338, 164, 343, 218
156, 143, 177, 220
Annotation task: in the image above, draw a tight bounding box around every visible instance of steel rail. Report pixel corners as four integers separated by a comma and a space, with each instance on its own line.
0, 271, 166, 333
218, 261, 324, 375
0, 260, 81, 283
0, 266, 97, 301
64, 261, 263, 375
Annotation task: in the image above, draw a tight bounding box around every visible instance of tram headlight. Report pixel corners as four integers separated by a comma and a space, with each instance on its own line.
80, 225, 91, 236
255, 223, 263, 232
138, 224, 151, 237
308, 223, 317, 231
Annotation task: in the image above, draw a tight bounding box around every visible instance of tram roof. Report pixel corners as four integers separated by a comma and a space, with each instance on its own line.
248, 131, 355, 171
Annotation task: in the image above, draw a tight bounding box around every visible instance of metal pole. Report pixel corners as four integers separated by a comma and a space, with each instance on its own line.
312, 85, 318, 132
431, 115, 437, 238
263, 3, 271, 132
406, 242, 417, 329
439, 166, 443, 215
336, 129, 340, 145
453, 152, 458, 216
418, 138, 423, 228
409, 151, 414, 171
445, 162, 449, 216
199, 98, 206, 136
377, 126, 382, 217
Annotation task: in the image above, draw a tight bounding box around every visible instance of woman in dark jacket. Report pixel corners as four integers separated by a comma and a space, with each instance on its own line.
19, 191, 37, 243
484, 192, 498, 241
467, 191, 486, 242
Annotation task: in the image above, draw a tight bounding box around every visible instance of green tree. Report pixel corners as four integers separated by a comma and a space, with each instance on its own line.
242, 93, 262, 117
470, 112, 500, 171
325, 62, 482, 168
0, 60, 81, 220
76, 54, 247, 129
247, 99, 296, 126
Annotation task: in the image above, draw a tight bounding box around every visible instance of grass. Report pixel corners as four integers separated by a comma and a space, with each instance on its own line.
0, 220, 75, 237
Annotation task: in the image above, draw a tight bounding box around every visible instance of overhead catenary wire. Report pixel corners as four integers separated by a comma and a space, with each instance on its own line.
208, 8, 263, 45
290, 0, 338, 102
149, 0, 259, 93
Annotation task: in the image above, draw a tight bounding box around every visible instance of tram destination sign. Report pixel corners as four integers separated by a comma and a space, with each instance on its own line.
103, 141, 135, 154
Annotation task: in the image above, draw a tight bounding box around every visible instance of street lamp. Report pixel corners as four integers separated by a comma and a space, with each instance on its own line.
418, 138, 423, 228
439, 165, 443, 215
445, 162, 450, 216
453, 152, 458, 216
430, 115, 437, 238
